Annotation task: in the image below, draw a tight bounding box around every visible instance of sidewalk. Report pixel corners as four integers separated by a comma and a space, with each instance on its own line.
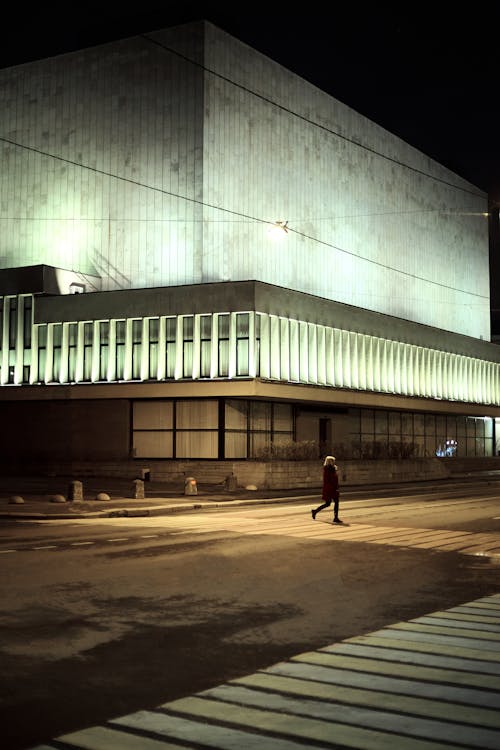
2, 470, 500, 521
0, 476, 320, 520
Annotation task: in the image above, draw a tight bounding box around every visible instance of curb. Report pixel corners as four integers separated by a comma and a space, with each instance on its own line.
0, 494, 316, 520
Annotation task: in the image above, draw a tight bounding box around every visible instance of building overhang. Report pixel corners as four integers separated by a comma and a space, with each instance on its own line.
2, 378, 500, 417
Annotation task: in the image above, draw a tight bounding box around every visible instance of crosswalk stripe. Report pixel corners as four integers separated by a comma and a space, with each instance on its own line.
393, 620, 500, 642
155, 695, 461, 750
415, 613, 500, 631
112, 709, 309, 749
200, 683, 500, 748
264, 659, 500, 707
234, 672, 500, 728
289, 649, 500, 689
363, 627, 500, 656
28, 593, 500, 749
57, 724, 186, 748
321, 640, 500, 676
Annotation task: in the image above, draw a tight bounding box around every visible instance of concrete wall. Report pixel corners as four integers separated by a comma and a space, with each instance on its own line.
202, 24, 489, 339
0, 22, 489, 340
0, 23, 205, 289
0, 399, 130, 460
0, 456, 450, 489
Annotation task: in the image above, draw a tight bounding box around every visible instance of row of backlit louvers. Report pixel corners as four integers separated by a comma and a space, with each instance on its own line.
0, 295, 499, 405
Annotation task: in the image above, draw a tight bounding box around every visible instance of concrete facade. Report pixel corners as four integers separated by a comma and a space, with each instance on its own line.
0, 21, 497, 479
0, 21, 489, 338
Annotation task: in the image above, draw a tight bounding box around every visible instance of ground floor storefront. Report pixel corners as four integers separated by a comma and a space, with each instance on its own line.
1, 378, 499, 485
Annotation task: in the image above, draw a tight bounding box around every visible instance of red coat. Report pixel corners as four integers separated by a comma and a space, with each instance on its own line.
322, 466, 339, 501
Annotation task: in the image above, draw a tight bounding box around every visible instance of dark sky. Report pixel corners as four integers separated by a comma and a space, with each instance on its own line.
2, 4, 499, 200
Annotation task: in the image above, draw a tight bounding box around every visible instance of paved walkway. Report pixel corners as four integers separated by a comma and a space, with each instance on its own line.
31, 594, 500, 749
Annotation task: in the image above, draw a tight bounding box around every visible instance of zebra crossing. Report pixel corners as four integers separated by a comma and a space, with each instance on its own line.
120, 505, 500, 560
31, 594, 500, 749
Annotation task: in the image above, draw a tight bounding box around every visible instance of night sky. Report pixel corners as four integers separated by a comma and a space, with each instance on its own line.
2, 4, 499, 201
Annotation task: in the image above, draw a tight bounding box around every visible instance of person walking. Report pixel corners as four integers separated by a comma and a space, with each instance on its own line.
311, 455, 342, 523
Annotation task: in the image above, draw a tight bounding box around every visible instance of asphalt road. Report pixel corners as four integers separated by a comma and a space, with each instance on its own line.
2, 485, 500, 749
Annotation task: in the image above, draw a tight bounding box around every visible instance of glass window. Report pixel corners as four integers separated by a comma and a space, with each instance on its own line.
250, 401, 271, 431
466, 418, 477, 437
176, 400, 218, 429
200, 315, 212, 378
218, 314, 230, 377
436, 415, 446, 438
445, 415, 457, 439
133, 401, 173, 430
99, 321, 109, 381
425, 435, 437, 457
424, 414, 435, 435
52, 324, 62, 382
388, 412, 401, 436
225, 432, 247, 458
83, 322, 93, 381
414, 414, 424, 436
176, 431, 218, 458
134, 431, 173, 458
132, 319, 142, 380
149, 318, 159, 380
225, 400, 247, 430
249, 431, 270, 458
68, 323, 77, 382
413, 435, 425, 456
236, 313, 249, 376
115, 320, 126, 380
8, 298, 16, 349
375, 411, 387, 435
361, 409, 374, 435
401, 412, 413, 436
274, 403, 293, 432
166, 317, 176, 379
183, 316, 193, 378
23, 297, 32, 347
456, 416, 468, 437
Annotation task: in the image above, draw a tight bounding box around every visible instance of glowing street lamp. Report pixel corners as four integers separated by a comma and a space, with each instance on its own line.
268, 220, 289, 238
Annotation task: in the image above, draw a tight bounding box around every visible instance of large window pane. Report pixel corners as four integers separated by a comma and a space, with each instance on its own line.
176, 431, 218, 458
133, 401, 173, 429
361, 409, 374, 435
374, 411, 387, 435
414, 414, 424, 435
401, 412, 413, 436
388, 412, 401, 436
274, 403, 293, 432
225, 400, 247, 429
176, 400, 218, 429
134, 431, 173, 458
250, 401, 271, 431
225, 432, 247, 458
249, 431, 270, 458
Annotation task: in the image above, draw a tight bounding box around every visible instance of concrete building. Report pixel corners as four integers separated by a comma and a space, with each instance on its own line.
0, 20, 498, 479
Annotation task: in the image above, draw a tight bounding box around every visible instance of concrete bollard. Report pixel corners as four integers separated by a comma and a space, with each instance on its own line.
133, 479, 145, 499
68, 480, 83, 502
224, 474, 237, 491
184, 476, 197, 496
8, 495, 24, 504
